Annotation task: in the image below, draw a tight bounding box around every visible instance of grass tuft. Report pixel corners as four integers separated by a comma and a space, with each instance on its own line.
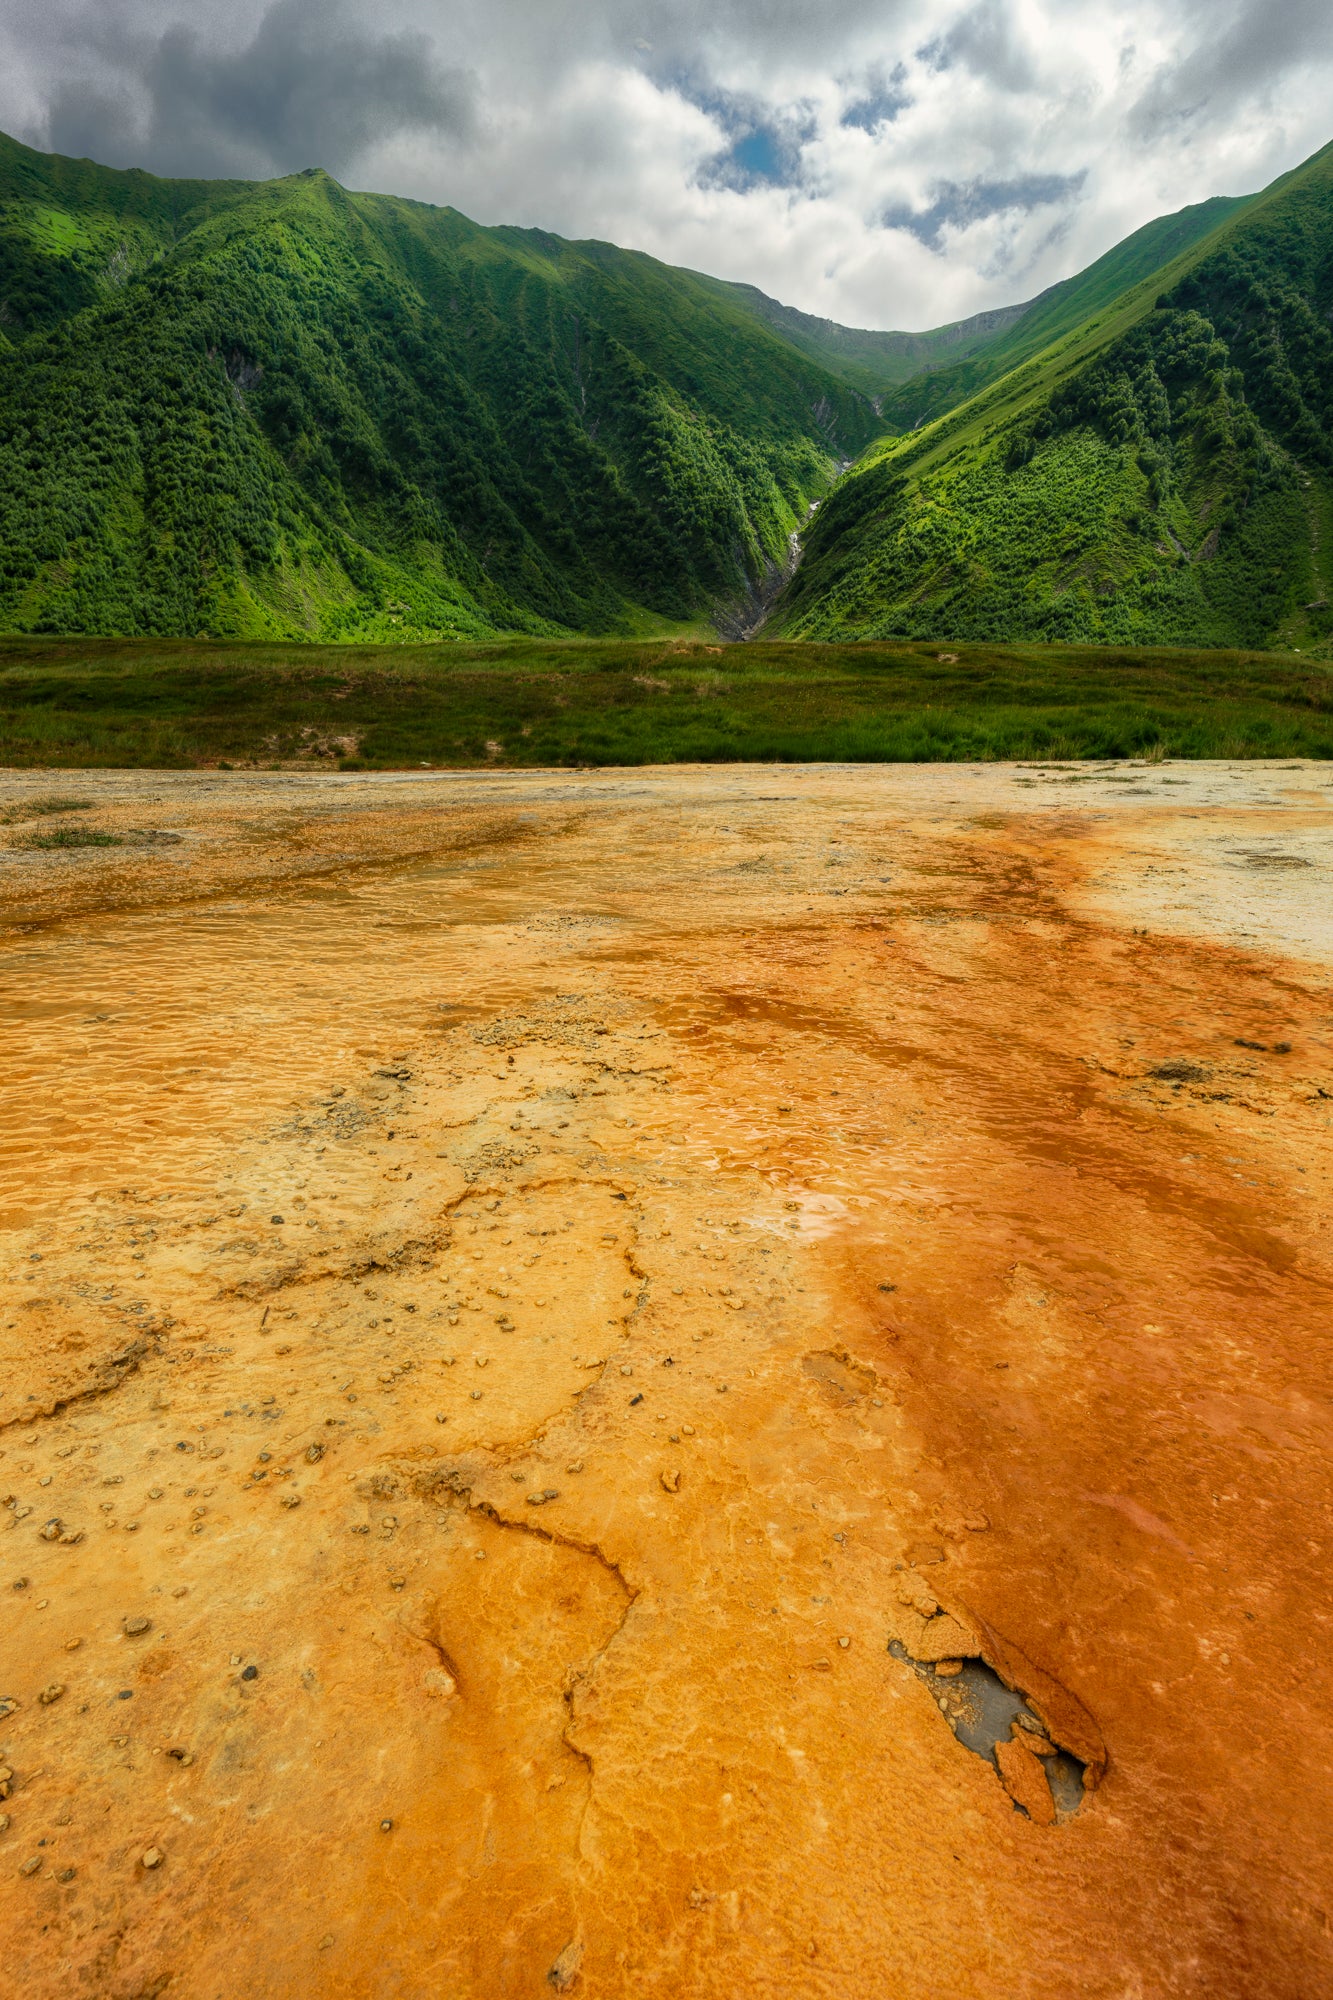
11, 824, 123, 848
0, 794, 94, 823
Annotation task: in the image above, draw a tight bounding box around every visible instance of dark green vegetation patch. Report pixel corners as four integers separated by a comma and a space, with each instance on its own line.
2, 635, 1330, 769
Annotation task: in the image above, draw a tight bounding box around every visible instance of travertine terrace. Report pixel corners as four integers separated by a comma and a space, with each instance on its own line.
2, 760, 1331, 1998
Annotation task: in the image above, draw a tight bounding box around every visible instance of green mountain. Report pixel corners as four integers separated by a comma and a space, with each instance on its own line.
773, 140, 1333, 653
699, 193, 1251, 412
871, 195, 1254, 428
2, 123, 1331, 656
690, 281, 1032, 400
0, 131, 876, 641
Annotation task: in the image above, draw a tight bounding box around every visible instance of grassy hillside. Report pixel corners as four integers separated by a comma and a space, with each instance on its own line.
0, 132, 877, 644
774, 141, 1333, 652
872, 194, 1253, 428
704, 194, 1251, 411
692, 282, 1031, 400
1, 634, 1330, 768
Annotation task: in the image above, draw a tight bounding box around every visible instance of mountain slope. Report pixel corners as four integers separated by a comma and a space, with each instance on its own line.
773, 140, 1333, 654
690, 281, 1032, 399
702, 193, 1252, 412
0, 132, 876, 642
870, 193, 1254, 428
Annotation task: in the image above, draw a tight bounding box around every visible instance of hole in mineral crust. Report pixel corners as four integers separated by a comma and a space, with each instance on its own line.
889, 1641, 1086, 1818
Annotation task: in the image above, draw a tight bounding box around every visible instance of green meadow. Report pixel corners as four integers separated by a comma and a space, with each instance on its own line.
2, 635, 1331, 768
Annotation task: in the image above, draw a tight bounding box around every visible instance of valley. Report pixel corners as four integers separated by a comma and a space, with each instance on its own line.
3, 127, 1333, 658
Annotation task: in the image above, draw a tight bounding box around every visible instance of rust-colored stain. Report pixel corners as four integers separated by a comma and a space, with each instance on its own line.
1, 761, 1331, 1997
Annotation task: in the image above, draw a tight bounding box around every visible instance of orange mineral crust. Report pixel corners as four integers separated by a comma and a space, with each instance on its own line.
1, 759, 1331, 1999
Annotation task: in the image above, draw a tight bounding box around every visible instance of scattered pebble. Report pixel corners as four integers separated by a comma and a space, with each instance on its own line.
141, 1846, 165, 1870
241, 1665, 259, 1682
123, 1615, 152, 1637
660, 1469, 681, 1493
19, 1855, 42, 1878
380, 1818, 393, 1831
38, 1682, 66, 1705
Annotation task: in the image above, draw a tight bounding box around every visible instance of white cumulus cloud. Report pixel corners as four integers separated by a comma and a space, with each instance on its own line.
1, 0, 1330, 328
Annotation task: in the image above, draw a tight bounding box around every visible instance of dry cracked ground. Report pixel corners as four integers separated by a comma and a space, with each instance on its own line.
1, 759, 1332, 1999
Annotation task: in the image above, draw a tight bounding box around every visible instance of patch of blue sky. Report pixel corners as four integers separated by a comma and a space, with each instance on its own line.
840, 65, 912, 133
881, 171, 1086, 248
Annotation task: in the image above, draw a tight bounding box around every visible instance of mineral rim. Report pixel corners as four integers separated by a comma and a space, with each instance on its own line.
1, 760, 1331, 1998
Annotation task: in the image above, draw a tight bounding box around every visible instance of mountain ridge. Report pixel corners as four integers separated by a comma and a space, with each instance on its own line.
771, 138, 1333, 653
1, 125, 1331, 654
0, 129, 874, 641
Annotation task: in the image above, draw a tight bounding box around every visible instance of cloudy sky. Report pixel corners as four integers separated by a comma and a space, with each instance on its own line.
3, 0, 1330, 330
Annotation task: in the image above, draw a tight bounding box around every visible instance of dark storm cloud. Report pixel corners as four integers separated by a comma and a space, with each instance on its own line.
882, 171, 1086, 251
45, 0, 475, 179
1128, 0, 1333, 138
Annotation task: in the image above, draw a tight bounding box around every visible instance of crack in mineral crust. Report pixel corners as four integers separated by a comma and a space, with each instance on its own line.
2, 761, 1332, 1998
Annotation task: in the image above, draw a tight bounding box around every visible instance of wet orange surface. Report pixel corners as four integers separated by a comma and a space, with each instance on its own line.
2, 761, 1332, 1999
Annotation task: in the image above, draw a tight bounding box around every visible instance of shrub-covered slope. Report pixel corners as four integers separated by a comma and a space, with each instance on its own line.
0, 133, 876, 641
774, 141, 1333, 652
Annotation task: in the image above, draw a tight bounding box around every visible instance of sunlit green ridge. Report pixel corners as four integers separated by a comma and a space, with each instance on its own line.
772, 139, 1333, 653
